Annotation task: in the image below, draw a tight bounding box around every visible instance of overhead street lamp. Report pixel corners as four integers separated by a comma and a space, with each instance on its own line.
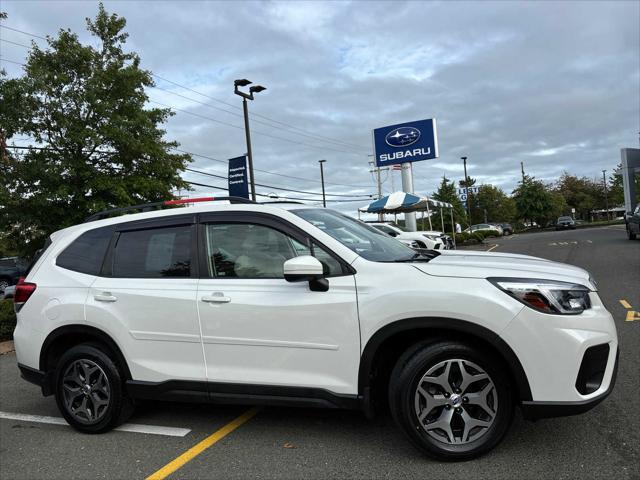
318, 159, 327, 207
234, 78, 267, 201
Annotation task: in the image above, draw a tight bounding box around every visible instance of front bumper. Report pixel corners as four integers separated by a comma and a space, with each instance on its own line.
521, 347, 618, 420
501, 292, 618, 409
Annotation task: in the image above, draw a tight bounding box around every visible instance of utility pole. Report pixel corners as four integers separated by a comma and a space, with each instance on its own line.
602, 169, 609, 221
318, 160, 327, 208
369, 159, 387, 221
461, 156, 471, 227
234, 79, 266, 201
521, 161, 526, 183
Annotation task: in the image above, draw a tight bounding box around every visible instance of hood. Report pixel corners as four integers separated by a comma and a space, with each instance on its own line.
413, 249, 595, 289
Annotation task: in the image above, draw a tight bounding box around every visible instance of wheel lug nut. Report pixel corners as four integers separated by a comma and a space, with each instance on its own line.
444, 392, 450, 398
463, 397, 468, 403
445, 405, 451, 410
456, 407, 462, 413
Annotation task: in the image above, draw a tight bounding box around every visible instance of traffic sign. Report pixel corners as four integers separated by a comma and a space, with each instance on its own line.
372, 118, 438, 167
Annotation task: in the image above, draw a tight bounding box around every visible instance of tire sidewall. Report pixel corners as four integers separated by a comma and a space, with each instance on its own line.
54, 344, 125, 433
390, 341, 513, 460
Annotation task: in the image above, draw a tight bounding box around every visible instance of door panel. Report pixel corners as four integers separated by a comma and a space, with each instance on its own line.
197, 218, 360, 395
86, 222, 205, 383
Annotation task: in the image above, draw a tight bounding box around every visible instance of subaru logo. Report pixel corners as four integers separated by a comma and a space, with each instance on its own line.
385, 127, 421, 147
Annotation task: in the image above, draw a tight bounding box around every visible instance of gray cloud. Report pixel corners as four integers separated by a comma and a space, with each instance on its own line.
2, 0, 638, 212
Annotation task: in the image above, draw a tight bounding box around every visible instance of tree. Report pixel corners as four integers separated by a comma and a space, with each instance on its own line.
552, 173, 601, 220
428, 176, 466, 232
0, 4, 191, 255
512, 175, 556, 226
609, 163, 640, 208
476, 185, 516, 223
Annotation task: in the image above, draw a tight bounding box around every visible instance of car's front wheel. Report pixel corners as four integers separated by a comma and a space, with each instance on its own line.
54, 344, 133, 433
628, 226, 637, 240
389, 340, 513, 460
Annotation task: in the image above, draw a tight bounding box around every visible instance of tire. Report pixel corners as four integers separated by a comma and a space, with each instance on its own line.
0, 278, 9, 293
628, 227, 637, 240
54, 344, 134, 433
388, 340, 514, 461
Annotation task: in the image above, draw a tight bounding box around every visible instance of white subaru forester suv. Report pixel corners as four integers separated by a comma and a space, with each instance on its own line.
13, 198, 618, 460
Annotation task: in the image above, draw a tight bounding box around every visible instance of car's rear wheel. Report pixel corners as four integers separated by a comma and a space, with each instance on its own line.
54, 344, 133, 433
389, 340, 513, 460
628, 226, 637, 240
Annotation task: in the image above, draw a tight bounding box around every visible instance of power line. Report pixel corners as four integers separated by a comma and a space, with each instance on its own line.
176, 149, 373, 189
149, 99, 364, 156
150, 84, 364, 154
1, 23, 370, 152
0, 25, 47, 41
185, 167, 372, 198
151, 73, 367, 151
6, 144, 374, 199
0, 57, 25, 66
0, 38, 31, 49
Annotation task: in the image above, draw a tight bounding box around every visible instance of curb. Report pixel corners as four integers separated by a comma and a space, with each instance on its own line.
0, 340, 15, 355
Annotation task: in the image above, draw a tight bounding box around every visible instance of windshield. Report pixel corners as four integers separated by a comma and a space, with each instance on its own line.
558, 216, 572, 221
293, 209, 419, 262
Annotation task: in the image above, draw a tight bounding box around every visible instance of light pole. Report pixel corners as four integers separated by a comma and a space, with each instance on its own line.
461, 156, 471, 227
602, 169, 609, 221
234, 79, 266, 202
318, 159, 327, 207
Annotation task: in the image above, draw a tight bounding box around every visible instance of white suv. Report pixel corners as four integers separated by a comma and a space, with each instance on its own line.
14, 198, 618, 460
369, 222, 447, 249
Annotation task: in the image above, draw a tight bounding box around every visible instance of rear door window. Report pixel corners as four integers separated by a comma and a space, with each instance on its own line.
112, 225, 192, 278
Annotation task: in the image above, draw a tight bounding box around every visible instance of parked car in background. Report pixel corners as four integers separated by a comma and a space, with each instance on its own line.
0, 256, 29, 293
498, 223, 513, 235
625, 205, 640, 240
556, 216, 576, 230
369, 222, 448, 249
2, 284, 15, 300
464, 224, 503, 236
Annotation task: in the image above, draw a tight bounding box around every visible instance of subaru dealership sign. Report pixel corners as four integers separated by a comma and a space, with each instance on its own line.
372, 118, 438, 167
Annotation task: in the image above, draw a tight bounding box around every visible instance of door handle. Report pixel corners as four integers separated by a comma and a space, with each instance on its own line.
94, 292, 117, 302
201, 293, 231, 303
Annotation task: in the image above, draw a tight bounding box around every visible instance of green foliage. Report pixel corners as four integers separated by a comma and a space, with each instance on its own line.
431, 176, 467, 232
609, 164, 640, 207
477, 185, 516, 223
512, 175, 556, 226
551, 172, 602, 220
0, 300, 16, 341
0, 4, 191, 256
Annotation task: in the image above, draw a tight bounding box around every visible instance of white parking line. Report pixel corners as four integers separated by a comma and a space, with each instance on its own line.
0, 411, 191, 437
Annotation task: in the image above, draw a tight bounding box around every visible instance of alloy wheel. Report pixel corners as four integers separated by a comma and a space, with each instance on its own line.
414, 359, 498, 444
62, 359, 111, 424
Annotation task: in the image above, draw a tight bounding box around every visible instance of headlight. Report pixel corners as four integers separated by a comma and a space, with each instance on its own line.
488, 278, 591, 315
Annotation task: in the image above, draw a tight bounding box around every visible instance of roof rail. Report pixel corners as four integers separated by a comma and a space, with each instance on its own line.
84, 196, 255, 222
259, 200, 305, 205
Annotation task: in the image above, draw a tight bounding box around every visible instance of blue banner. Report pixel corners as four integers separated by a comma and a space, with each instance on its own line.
228, 155, 249, 199
372, 118, 438, 167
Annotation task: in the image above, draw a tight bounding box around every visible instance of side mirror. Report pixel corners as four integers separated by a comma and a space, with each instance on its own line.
389, 231, 398, 237
283, 256, 328, 292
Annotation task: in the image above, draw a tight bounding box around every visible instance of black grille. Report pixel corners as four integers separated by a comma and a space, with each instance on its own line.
575, 344, 610, 395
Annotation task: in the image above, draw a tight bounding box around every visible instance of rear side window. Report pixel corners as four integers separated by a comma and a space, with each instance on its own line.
112, 225, 192, 278
57, 227, 113, 275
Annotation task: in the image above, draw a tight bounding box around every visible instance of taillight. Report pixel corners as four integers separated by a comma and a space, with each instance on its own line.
14, 277, 37, 312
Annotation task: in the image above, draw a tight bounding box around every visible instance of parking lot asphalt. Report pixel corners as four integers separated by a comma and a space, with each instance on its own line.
1, 225, 638, 480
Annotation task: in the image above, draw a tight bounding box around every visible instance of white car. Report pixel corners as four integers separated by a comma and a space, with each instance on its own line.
14, 198, 618, 460
369, 222, 447, 249
465, 223, 503, 236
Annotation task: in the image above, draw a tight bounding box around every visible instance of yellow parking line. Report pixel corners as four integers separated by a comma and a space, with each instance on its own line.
146, 407, 260, 480
619, 299, 632, 309
626, 311, 640, 322
486, 244, 499, 252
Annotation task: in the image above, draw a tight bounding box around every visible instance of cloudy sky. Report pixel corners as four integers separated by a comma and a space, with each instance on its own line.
1, 0, 638, 212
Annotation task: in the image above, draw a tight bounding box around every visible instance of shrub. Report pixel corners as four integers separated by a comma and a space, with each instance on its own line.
0, 300, 16, 341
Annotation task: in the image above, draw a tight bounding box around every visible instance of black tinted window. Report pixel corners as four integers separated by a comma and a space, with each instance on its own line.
113, 226, 191, 278
57, 227, 113, 275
